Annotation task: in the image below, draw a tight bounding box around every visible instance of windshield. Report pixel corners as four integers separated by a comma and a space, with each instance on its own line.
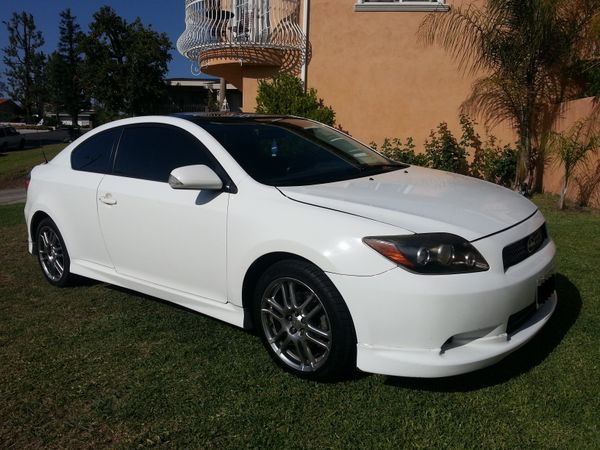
194, 117, 405, 186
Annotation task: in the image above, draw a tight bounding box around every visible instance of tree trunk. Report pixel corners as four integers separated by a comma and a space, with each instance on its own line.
558, 174, 569, 210
533, 153, 545, 194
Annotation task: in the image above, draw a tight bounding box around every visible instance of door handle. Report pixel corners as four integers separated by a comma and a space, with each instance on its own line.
99, 194, 117, 205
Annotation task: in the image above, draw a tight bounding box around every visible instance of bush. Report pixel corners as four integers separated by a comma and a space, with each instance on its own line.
372, 115, 517, 187
424, 121, 469, 175
471, 135, 518, 187
549, 119, 600, 210
43, 116, 60, 127
255, 73, 336, 126
90, 109, 122, 127
575, 161, 600, 207
371, 137, 428, 166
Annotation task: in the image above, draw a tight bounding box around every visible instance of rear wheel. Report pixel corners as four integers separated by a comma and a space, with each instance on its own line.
253, 260, 356, 380
36, 218, 74, 287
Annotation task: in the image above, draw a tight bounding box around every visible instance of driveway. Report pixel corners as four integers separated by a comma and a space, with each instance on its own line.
0, 188, 26, 205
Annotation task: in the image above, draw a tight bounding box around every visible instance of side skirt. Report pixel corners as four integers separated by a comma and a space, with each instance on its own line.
70, 259, 245, 328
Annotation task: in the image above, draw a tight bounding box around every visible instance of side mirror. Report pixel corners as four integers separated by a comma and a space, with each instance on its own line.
168, 165, 223, 191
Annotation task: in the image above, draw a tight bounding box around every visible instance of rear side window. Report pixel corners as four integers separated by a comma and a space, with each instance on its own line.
114, 125, 212, 182
71, 129, 118, 173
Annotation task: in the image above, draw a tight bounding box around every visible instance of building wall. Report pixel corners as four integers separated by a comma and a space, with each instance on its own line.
302, 0, 516, 146
233, 1, 599, 205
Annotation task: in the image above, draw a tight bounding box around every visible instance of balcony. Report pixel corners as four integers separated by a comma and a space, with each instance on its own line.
177, 0, 307, 76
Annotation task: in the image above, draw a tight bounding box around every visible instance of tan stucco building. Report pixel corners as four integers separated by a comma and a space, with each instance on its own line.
179, 0, 495, 145
177, 0, 598, 204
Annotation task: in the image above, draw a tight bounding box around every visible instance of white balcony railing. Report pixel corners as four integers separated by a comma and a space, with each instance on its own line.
177, 0, 307, 71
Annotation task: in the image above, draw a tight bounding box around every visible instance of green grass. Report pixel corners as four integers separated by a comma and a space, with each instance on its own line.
1, 196, 599, 448
0, 144, 66, 189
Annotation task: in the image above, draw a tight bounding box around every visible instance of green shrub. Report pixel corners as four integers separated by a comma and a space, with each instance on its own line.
371, 115, 517, 187
44, 116, 60, 127
471, 135, 518, 187
424, 121, 469, 175
255, 73, 336, 126
371, 137, 428, 166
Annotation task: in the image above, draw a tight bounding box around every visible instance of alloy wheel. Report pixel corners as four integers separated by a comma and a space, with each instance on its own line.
260, 277, 332, 372
38, 225, 66, 283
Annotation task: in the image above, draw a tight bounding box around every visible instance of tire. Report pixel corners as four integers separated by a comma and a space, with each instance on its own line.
35, 218, 74, 287
253, 259, 356, 380
1, 142, 7, 152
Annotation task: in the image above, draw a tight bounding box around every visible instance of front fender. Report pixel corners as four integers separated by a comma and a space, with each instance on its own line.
226, 186, 408, 306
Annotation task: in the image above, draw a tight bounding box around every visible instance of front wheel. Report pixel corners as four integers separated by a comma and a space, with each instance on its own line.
253, 260, 356, 380
36, 218, 74, 287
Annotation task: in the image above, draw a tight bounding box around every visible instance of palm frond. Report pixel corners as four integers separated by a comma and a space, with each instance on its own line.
418, 4, 498, 74
460, 75, 523, 128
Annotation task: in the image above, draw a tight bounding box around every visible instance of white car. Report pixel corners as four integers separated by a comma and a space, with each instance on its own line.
25, 114, 557, 380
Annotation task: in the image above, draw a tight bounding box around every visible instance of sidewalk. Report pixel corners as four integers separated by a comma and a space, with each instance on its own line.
0, 188, 26, 205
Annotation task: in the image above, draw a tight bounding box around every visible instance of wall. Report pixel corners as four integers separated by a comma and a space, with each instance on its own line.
234, 1, 600, 207
302, 0, 515, 147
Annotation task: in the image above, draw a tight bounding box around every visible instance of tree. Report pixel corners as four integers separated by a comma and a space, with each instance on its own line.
79, 6, 172, 117
550, 119, 600, 209
2, 12, 46, 123
256, 73, 336, 126
419, 0, 600, 192
46, 9, 87, 127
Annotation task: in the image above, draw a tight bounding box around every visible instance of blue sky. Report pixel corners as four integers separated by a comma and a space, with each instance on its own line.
0, 0, 209, 79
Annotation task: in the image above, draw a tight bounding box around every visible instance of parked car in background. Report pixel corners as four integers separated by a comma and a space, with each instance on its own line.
0, 125, 25, 151
24, 114, 557, 380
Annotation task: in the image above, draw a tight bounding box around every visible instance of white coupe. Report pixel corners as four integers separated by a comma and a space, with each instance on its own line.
25, 114, 557, 380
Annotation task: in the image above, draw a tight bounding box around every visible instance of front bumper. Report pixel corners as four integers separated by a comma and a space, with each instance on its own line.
327, 210, 557, 377
355, 293, 556, 377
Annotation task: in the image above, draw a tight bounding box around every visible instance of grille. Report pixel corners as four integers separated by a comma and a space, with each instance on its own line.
502, 224, 548, 271
506, 302, 537, 335
538, 274, 556, 304
506, 274, 555, 335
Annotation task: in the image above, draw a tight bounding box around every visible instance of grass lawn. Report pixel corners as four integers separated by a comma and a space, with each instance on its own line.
0, 196, 598, 448
0, 144, 66, 189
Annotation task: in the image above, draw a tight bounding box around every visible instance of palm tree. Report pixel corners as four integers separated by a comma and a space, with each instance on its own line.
550, 119, 599, 209
418, 0, 600, 192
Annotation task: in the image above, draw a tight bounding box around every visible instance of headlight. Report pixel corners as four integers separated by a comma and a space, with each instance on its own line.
363, 233, 489, 274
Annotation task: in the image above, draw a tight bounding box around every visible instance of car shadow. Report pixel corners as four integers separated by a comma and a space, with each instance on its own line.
383, 273, 580, 391
103, 284, 247, 333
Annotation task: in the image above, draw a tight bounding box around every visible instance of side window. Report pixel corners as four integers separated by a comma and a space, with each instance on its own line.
71, 129, 118, 173
114, 125, 212, 182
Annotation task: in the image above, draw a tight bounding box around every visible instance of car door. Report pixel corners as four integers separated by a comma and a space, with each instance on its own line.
65, 127, 120, 268
97, 123, 229, 303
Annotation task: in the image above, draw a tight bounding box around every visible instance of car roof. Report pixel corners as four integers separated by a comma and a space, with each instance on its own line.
172, 112, 306, 124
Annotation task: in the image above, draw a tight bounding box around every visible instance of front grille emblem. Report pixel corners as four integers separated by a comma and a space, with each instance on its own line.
527, 230, 542, 254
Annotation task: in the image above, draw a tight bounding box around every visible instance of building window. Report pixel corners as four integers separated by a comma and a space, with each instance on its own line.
354, 0, 449, 12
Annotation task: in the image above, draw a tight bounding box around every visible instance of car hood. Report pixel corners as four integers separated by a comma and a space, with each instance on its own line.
278, 166, 537, 241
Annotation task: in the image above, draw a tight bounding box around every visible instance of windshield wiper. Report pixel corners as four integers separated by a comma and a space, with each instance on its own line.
358, 162, 407, 172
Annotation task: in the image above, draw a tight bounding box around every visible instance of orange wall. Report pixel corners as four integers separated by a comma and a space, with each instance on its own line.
238, 1, 517, 146
303, 0, 514, 147
234, 0, 599, 206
